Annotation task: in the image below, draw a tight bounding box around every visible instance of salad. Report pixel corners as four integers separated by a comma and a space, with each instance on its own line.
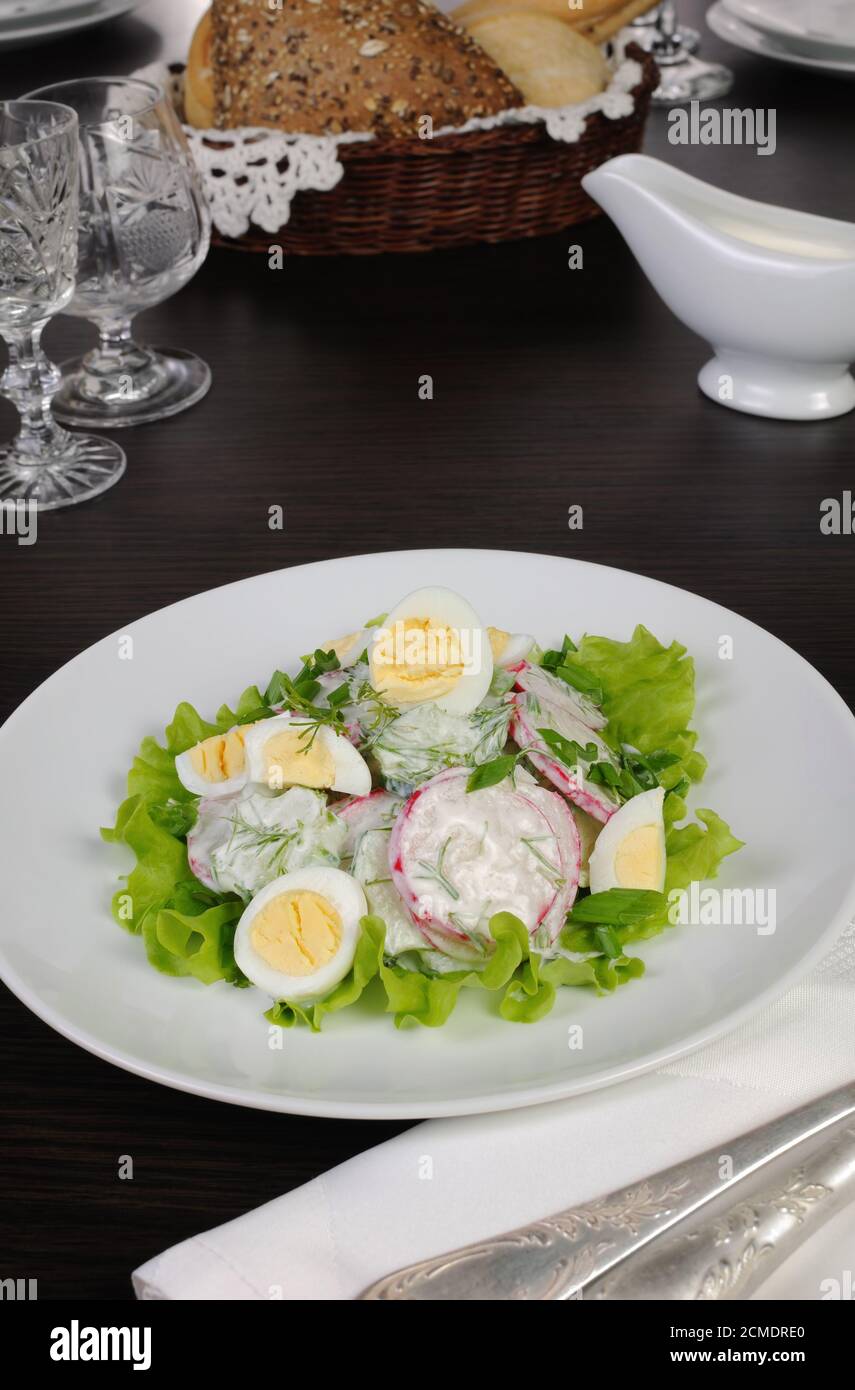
103, 585, 742, 1030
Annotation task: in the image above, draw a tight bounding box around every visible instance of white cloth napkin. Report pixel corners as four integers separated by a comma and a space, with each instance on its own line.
134, 922, 855, 1301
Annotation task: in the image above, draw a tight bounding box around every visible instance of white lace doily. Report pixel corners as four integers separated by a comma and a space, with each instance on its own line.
136, 52, 643, 240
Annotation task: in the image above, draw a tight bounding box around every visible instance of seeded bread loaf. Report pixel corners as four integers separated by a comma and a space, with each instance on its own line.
208, 0, 524, 139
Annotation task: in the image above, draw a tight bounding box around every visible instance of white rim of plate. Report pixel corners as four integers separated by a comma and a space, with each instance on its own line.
709, 3, 855, 74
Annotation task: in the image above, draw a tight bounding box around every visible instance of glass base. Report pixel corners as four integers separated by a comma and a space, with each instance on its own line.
53, 347, 211, 428
0, 431, 126, 511
651, 57, 734, 105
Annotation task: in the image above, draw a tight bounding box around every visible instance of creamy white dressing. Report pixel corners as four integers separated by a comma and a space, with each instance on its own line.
336, 789, 403, 861
374, 701, 511, 791
398, 774, 561, 937
516, 662, 607, 730
522, 689, 613, 761
193, 786, 346, 899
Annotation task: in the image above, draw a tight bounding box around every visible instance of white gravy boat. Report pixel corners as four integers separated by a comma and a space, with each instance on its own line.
583, 154, 855, 421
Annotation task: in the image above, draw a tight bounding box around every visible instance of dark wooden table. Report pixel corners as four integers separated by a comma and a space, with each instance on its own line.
1, 0, 853, 1300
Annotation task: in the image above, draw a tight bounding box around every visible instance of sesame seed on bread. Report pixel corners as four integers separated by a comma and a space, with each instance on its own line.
209, 0, 524, 139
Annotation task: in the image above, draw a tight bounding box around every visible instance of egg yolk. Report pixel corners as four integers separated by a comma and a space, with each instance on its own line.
188, 725, 254, 783
615, 825, 664, 890
487, 627, 511, 662
372, 617, 464, 704
260, 726, 335, 790
251, 890, 342, 976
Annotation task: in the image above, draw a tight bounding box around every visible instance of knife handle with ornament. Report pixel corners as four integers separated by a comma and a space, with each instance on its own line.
359, 1081, 855, 1300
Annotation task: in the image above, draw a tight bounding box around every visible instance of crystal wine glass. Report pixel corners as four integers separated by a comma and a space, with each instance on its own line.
0, 99, 125, 510
649, 1, 733, 106
23, 77, 212, 428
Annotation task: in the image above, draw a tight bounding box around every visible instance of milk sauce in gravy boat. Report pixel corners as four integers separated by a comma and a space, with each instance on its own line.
583, 154, 855, 421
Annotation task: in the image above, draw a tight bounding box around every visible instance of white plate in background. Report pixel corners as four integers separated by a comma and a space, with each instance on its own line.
728, 0, 855, 55
0, 0, 140, 50
0, 548, 853, 1120
709, 3, 855, 77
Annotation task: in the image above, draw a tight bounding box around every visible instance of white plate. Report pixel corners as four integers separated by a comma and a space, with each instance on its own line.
1, 549, 854, 1120
727, 0, 855, 55
0, 0, 92, 25
709, 3, 855, 77
0, 0, 140, 50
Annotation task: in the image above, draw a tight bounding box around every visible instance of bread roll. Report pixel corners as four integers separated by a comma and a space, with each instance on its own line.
209, 0, 524, 139
185, 8, 215, 127
466, 12, 609, 106
585, 0, 659, 41
450, 0, 656, 41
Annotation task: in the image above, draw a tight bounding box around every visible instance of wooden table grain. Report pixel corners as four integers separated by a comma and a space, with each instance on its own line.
1, 1, 853, 1299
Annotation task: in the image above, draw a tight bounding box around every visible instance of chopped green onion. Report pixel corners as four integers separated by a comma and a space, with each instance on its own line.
593, 924, 622, 959
553, 661, 605, 707
568, 888, 666, 927
537, 727, 598, 768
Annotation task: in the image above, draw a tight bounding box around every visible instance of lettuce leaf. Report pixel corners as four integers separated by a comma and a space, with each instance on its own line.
102, 793, 193, 935
566, 625, 708, 825
379, 911, 533, 1028
618, 809, 745, 943
146, 900, 245, 984
102, 698, 255, 986
553, 626, 743, 946
266, 912, 645, 1032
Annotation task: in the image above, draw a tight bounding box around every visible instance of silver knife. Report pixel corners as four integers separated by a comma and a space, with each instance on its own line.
360, 1081, 855, 1300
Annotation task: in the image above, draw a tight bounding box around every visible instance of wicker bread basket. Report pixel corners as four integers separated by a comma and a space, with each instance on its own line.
185, 43, 657, 256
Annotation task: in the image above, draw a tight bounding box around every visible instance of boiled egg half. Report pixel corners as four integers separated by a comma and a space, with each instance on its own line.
369, 586, 493, 714
588, 787, 666, 894
320, 629, 368, 668
487, 626, 536, 668
234, 866, 367, 1001
175, 722, 257, 798
243, 713, 370, 795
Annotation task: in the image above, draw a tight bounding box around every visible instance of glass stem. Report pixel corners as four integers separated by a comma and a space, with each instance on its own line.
632, 1, 661, 26
99, 317, 135, 362
0, 324, 67, 463
654, 0, 686, 64
79, 316, 159, 404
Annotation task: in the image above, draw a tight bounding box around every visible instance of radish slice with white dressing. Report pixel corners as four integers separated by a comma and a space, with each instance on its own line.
513, 660, 607, 731
518, 782, 581, 941
334, 788, 404, 859
510, 695, 620, 824
351, 826, 428, 957
389, 766, 567, 946
186, 793, 240, 890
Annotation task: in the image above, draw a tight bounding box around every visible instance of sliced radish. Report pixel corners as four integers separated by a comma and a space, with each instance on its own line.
514, 660, 607, 731
510, 695, 620, 824
350, 826, 427, 958
334, 788, 403, 859
389, 766, 565, 944
518, 783, 581, 941
186, 792, 241, 890
419, 920, 489, 964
